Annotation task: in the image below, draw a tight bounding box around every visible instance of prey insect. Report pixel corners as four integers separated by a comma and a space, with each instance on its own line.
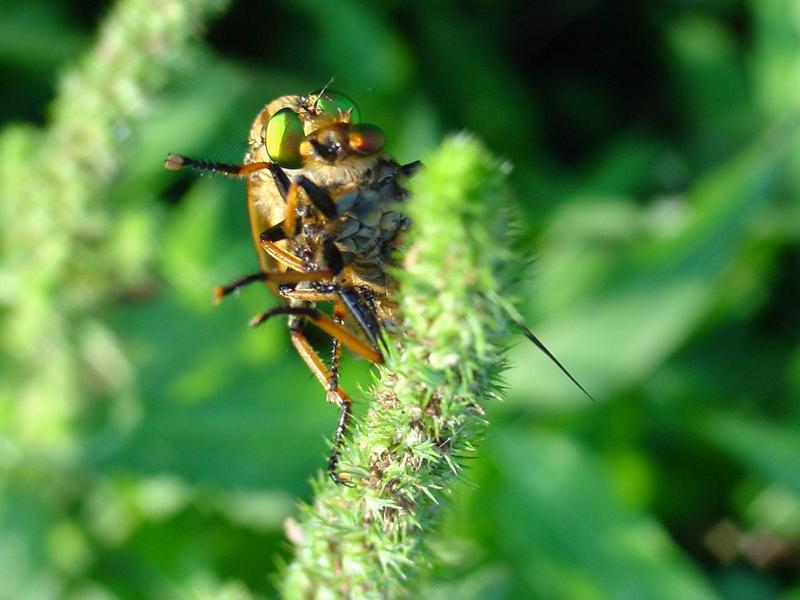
165, 89, 419, 484
165, 88, 592, 484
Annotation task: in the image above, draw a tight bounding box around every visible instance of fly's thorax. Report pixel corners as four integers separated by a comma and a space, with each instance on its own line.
301, 154, 385, 196
246, 153, 386, 240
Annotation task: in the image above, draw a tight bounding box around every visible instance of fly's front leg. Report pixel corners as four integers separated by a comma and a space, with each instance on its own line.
214, 216, 319, 303
164, 152, 301, 276
259, 236, 307, 272
164, 154, 289, 187
294, 175, 338, 219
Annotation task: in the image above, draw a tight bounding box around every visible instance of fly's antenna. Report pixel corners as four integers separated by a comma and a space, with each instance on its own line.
515, 320, 595, 402
312, 76, 336, 112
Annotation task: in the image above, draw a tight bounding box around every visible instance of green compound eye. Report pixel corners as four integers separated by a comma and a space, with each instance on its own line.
265, 108, 304, 169
313, 90, 361, 123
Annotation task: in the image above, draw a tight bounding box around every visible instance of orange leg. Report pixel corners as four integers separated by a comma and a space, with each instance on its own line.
164, 154, 274, 177
251, 306, 383, 364
250, 302, 377, 486
291, 328, 354, 485
275, 292, 368, 390
290, 329, 350, 403
274, 291, 347, 390
213, 269, 333, 303
278, 287, 384, 362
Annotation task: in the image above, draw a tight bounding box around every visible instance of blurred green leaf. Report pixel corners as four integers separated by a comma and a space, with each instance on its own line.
701, 413, 800, 495
485, 430, 716, 599
511, 126, 799, 405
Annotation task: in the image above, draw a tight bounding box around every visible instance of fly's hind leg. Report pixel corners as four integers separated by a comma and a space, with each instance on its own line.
252, 300, 383, 364
324, 304, 350, 482
276, 286, 350, 393
327, 393, 352, 486
251, 303, 383, 484
328, 303, 346, 394
287, 315, 353, 485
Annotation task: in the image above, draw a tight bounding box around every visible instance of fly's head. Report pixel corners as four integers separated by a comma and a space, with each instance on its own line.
261, 90, 385, 171
299, 122, 385, 166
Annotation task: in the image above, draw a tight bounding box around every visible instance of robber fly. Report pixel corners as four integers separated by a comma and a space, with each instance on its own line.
164, 88, 592, 484
165, 89, 419, 483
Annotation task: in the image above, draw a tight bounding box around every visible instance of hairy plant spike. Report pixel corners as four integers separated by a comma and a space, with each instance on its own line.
281, 134, 515, 598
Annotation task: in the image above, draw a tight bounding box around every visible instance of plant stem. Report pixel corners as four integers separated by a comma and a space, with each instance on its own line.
281, 134, 515, 599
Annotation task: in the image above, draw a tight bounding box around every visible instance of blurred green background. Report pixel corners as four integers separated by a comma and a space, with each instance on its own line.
1, 0, 799, 598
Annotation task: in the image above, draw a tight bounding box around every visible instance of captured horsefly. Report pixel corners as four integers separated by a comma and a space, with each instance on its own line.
164, 88, 592, 484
